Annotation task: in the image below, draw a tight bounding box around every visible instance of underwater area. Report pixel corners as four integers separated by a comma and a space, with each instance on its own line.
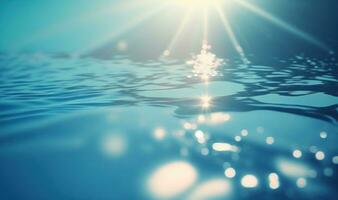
0, 0, 337, 200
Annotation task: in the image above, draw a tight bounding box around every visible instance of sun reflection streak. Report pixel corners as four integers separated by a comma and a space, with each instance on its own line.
200, 94, 212, 109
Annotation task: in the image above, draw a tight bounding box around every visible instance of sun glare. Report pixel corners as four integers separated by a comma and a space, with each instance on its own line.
170, 0, 220, 8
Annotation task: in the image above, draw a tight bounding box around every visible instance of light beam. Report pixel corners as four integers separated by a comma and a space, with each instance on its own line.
214, 2, 250, 64
235, 0, 330, 52
162, 8, 193, 57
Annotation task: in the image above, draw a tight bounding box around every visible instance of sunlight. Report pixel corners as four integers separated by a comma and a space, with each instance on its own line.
214, 2, 250, 64
203, 7, 209, 42
187, 41, 224, 81
13, 0, 153, 50
78, 2, 168, 56
201, 94, 212, 109
170, 0, 216, 8
162, 9, 193, 57
235, 0, 330, 52
147, 161, 198, 198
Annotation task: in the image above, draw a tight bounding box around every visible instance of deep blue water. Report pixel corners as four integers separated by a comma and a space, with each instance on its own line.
0, 52, 337, 200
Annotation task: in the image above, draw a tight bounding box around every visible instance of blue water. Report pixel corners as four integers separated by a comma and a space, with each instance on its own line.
0, 52, 337, 199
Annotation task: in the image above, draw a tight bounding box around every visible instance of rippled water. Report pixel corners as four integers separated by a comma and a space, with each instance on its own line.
0, 53, 337, 200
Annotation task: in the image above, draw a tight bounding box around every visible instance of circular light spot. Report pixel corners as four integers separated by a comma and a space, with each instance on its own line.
183, 122, 192, 129
147, 161, 197, 199
296, 177, 307, 188
323, 168, 333, 177
332, 156, 338, 164
292, 149, 302, 158
241, 129, 249, 137
234, 136, 241, 142
315, 151, 325, 160
241, 174, 258, 188
319, 131, 327, 139
102, 134, 126, 157
266, 137, 274, 145
154, 127, 166, 140
224, 167, 236, 178
195, 130, 204, 139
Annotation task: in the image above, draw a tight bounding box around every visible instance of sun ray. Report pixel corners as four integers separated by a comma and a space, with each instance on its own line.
78, 2, 169, 56
162, 8, 193, 57
214, 3, 250, 64
12, 0, 155, 51
235, 0, 331, 52
203, 7, 209, 43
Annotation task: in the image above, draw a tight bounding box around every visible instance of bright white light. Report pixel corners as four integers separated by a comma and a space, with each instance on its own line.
147, 161, 197, 198
319, 131, 327, 139
241, 129, 248, 137
292, 149, 302, 158
195, 130, 206, 144
187, 179, 232, 200
266, 136, 274, 145
234, 136, 241, 142
315, 151, 325, 160
212, 142, 238, 152
241, 174, 258, 188
170, 0, 215, 8
187, 41, 224, 82
195, 130, 204, 139
210, 112, 231, 123
154, 127, 166, 140
224, 167, 236, 178
200, 95, 212, 109
268, 173, 280, 190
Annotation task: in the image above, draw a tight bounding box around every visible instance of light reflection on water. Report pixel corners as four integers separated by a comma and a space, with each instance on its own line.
0, 53, 337, 199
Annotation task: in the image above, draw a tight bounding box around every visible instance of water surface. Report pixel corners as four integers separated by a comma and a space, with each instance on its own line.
0, 53, 337, 200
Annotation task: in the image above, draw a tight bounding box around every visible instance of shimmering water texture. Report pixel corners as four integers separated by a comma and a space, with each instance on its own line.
0, 53, 338, 200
